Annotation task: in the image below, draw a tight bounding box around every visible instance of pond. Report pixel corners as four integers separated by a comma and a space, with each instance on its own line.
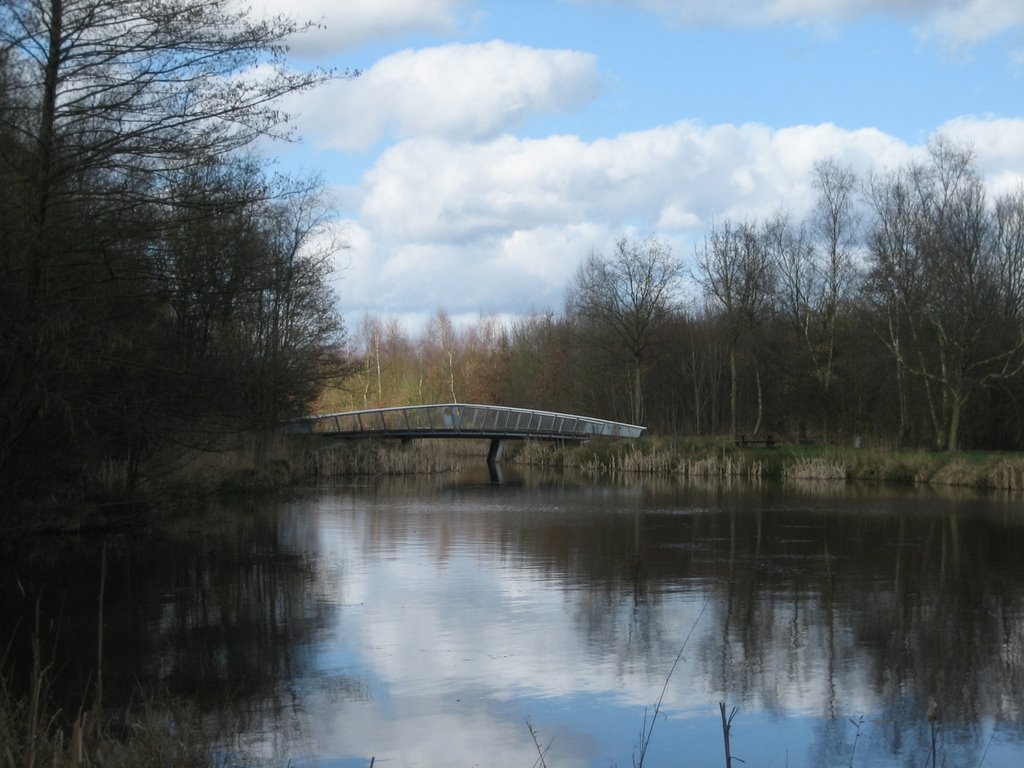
4, 467, 1024, 767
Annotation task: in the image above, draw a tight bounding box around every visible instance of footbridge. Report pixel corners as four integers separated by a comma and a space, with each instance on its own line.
291, 403, 645, 462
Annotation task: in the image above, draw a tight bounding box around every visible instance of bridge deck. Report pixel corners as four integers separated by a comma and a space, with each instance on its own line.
293, 403, 645, 442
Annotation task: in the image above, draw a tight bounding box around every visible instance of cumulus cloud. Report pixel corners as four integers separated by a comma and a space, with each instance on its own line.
357, 122, 908, 243
582, 0, 1024, 47
290, 42, 602, 150
935, 117, 1024, 196
921, 0, 1024, 49
332, 117, 1024, 326
335, 122, 899, 322
254, 0, 472, 57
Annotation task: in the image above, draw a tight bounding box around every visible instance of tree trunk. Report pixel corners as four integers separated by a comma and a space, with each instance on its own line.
753, 359, 763, 435
27, 0, 63, 303
633, 356, 643, 425
691, 355, 702, 435
947, 392, 964, 452
729, 345, 738, 439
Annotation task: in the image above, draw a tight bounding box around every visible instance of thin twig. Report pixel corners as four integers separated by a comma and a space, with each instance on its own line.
634, 594, 711, 767
525, 716, 552, 768
93, 543, 107, 735
848, 714, 864, 767
720, 702, 741, 767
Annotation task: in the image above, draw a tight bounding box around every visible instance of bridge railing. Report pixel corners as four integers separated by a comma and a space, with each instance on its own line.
296, 403, 645, 440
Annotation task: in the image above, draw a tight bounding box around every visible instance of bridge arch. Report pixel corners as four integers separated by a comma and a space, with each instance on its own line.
290, 403, 646, 462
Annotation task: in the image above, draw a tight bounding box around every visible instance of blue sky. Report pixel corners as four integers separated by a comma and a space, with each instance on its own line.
260, 0, 1024, 335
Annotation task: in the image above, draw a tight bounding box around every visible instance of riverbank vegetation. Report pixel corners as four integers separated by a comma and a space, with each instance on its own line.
0, 668, 213, 768
132, 432, 1024, 497
5, 2, 1024, 516
505, 436, 1024, 492
332, 143, 1024, 458
0, 0, 355, 515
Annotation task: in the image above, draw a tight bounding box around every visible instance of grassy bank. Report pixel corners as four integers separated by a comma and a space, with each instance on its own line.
49, 433, 1024, 529
3, 436, 476, 534
510, 436, 1024, 492
78, 435, 471, 501
148, 433, 1024, 494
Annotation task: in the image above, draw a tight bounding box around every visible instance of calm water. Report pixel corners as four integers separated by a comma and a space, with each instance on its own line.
5, 468, 1024, 767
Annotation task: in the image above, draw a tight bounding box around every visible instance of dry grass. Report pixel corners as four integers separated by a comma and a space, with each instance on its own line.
511, 436, 1024, 492
782, 457, 850, 481
515, 439, 766, 480
86, 429, 1024, 501
307, 438, 474, 477
0, 674, 214, 768
509, 440, 569, 468
1, 600, 215, 768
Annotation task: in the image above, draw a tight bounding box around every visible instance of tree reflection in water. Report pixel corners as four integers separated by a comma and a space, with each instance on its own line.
4, 473, 1024, 766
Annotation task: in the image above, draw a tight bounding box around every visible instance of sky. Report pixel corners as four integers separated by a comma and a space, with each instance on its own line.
257, 0, 1024, 335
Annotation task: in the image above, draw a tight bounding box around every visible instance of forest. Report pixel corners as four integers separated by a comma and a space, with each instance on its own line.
336, 143, 1024, 455
3, 1, 1024, 516
0, 0, 351, 510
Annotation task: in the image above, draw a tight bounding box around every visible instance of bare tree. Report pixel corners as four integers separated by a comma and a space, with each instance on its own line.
425, 310, 460, 403
772, 159, 862, 438
0, 0, 348, 505
356, 313, 386, 407
866, 139, 1024, 450
694, 220, 775, 438
567, 236, 685, 425
1, 0, 337, 304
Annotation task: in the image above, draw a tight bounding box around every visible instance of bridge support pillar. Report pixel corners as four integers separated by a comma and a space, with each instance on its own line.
487, 438, 505, 464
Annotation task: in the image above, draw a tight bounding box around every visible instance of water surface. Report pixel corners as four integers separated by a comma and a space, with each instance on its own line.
5, 468, 1024, 767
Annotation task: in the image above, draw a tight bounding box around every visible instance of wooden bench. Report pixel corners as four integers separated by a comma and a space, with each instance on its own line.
735, 434, 775, 448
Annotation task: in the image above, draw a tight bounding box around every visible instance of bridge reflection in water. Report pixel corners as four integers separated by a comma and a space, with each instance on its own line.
293, 403, 646, 463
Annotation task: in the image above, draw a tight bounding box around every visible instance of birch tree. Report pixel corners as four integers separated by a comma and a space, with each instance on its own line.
772, 160, 861, 438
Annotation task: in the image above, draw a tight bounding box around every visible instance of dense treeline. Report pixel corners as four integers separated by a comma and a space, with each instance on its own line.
0, 0, 349, 510
338, 143, 1024, 452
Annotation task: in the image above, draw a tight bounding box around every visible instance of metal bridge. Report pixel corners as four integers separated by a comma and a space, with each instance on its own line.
291, 403, 645, 462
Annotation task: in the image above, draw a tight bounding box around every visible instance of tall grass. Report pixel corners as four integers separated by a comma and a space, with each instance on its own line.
0, 666, 214, 768
1, 590, 216, 768
511, 436, 1024, 492
783, 457, 850, 481
80, 429, 1024, 505
307, 439, 471, 477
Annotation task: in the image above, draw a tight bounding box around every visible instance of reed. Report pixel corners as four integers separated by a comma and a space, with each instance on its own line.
2, 606, 214, 768
719, 702, 738, 768
783, 457, 850, 481
307, 440, 467, 476
80, 431, 1024, 511
609, 445, 679, 474
679, 453, 763, 479
508, 439, 568, 468
985, 458, 1024, 490
0, 671, 213, 768
510, 436, 1024, 493
527, 440, 769, 480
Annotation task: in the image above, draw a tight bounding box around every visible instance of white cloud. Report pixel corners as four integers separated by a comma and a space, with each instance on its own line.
291, 42, 601, 151
921, 0, 1024, 49
581, 0, 923, 25
254, 0, 473, 57
333, 117, 1024, 327
333, 121, 923, 324
583, 0, 1024, 47
935, 116, 1024, 197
